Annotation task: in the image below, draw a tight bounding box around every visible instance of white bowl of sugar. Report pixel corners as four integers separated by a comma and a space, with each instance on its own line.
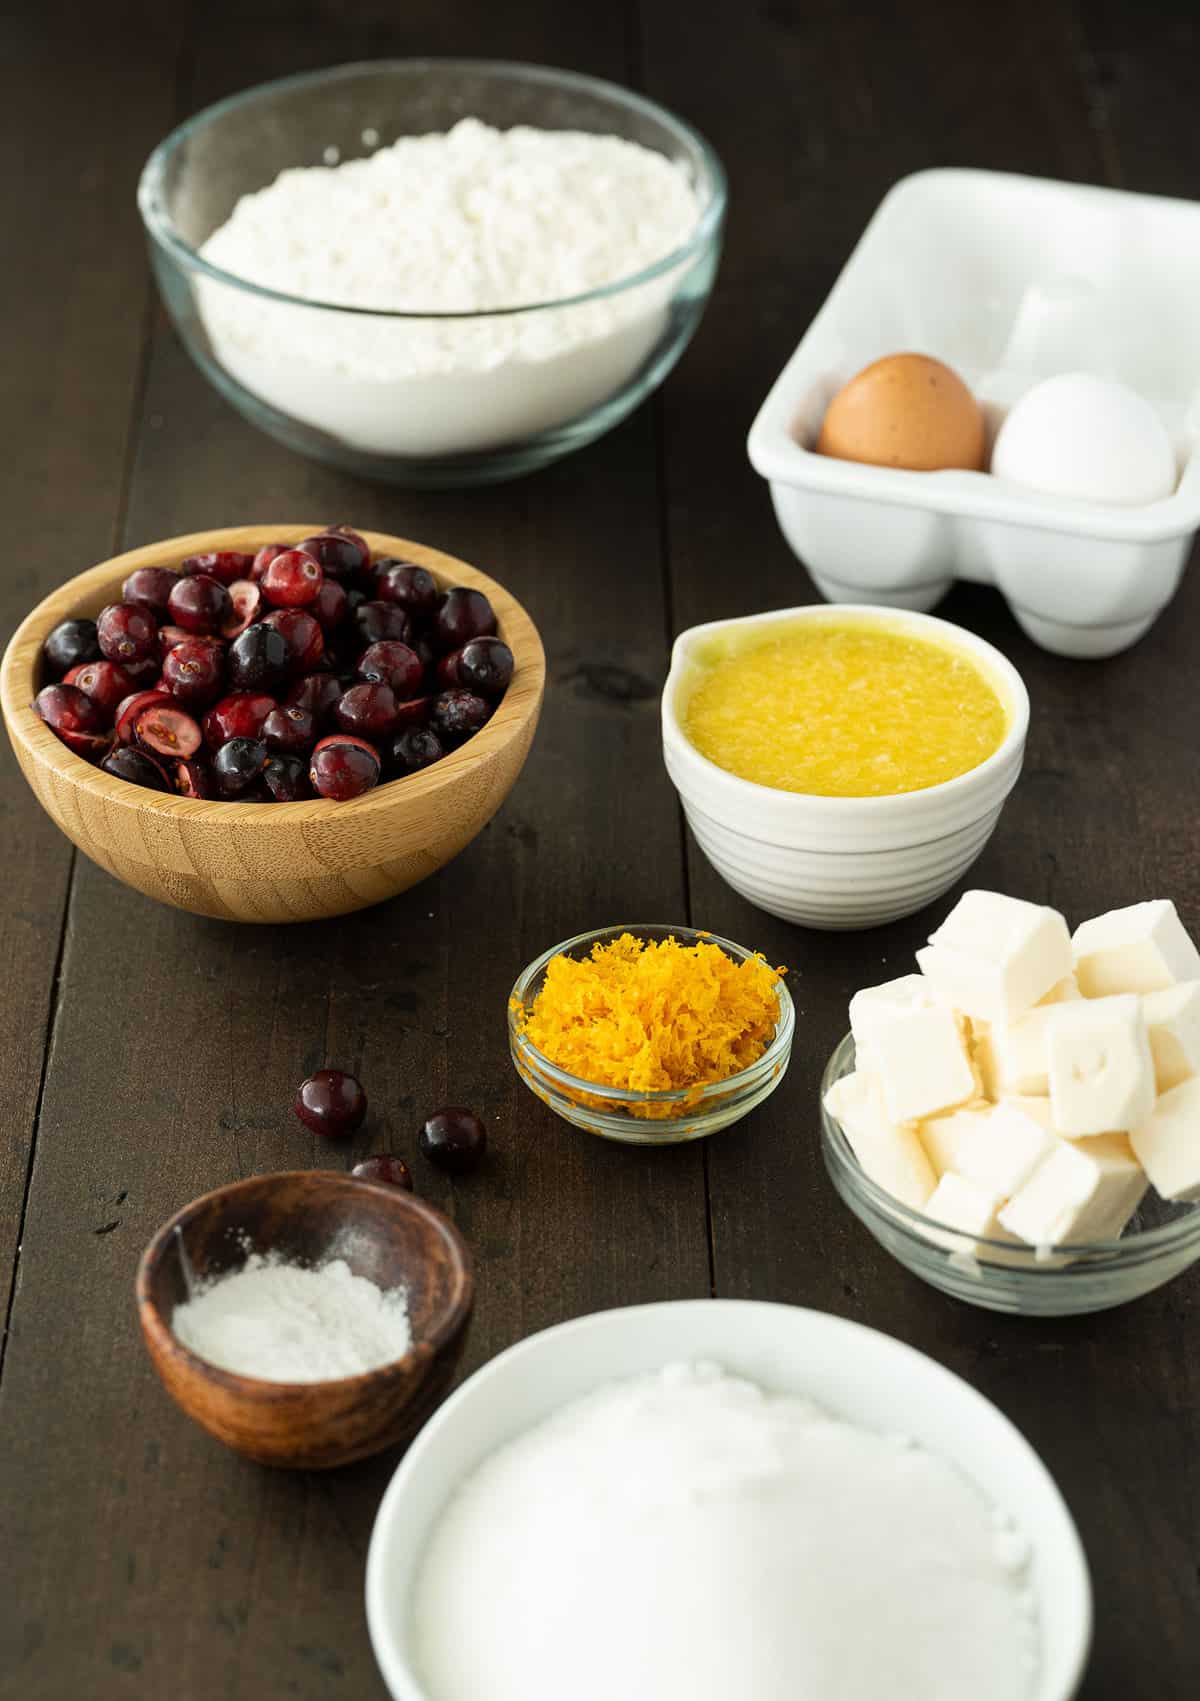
365, 1299, 1091, 1701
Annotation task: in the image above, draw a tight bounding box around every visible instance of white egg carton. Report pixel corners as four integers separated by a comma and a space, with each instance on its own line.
747, 169, 1200, 658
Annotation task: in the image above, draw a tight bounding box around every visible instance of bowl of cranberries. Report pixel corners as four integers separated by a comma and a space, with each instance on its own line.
1, 525, 544, 923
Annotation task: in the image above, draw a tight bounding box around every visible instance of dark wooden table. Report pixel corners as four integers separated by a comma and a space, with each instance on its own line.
2, 1, 1197, 1695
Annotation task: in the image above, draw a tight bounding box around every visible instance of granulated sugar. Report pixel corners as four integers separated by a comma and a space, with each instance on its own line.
172, 1252, 411, 1382
411, 1361, 1039, 1701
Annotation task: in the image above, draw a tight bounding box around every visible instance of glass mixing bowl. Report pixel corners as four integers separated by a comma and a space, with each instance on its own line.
821, 1032, 1200, 1316
138, 59, 726, 486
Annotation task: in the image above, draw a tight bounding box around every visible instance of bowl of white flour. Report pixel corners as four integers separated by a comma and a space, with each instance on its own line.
138, 60, 726, 483
365, 1300, 1091, 1701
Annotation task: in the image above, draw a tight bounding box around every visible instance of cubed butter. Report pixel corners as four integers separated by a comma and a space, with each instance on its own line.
1046, 994, 1155, 1135
848, 974, 933, 1059
917, 890, 1072, 1025
967, 1018, 1000, 1099
1072, 899, 1200, 997
1000, 1094, 1056, 1133
823, 1070, 936, 1210
923, 1172, 1021, 1260
998, 1133, 1146, 1246
919, 1105, 994, 1175
991, 1003, 1055, 1096
1142, 982, 1200, 1093
1041, 975, 1082, 1004
1130, 1077, 1200, 1202
871, 1005, 976, 1124
954, 1102, 1057, 1197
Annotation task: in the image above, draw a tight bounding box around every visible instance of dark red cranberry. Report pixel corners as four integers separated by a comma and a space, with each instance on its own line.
157, 624, 193, 656
433, 587, 496, 653
351, 1154, 413, 1190
227, 622, 291, 691
262, 753, 309, 802
101, 745, 170, 791
116, 689, 173, 744
390, 725, 445, 774
63, 660, 133, 719
296, 532, 367, 580
42, 618, 100, 678
445, 636, 514, 698
34, 683, 109, 755
251, 542, 291, 582
262, 608, 324, 673
285, 673, 341, 726
168, 573, 232, 637
122, 566, 179, 614
294, 1068, 368, 1137
354, 600, 410, 648
222, 580, 264, 640
327, 525, 371, 569
391, 695, 432, 729
335, 682, 398, 740
180, 549, 254, 586
203, 692, 276, 746
213, 736, 268, 797
261, 548, 322, 608
96, 602, 158, 665
261, 703, 315, 755
311, 577, 348, 632
309, 735, 380, 801
162, 638, 224, 708
173, 757, 214, 799
431, 689, 492, 745
358, 640, 423, 698
134, 702, 202, 759
374, 560, 438, 616
419, 1106, 487, 1174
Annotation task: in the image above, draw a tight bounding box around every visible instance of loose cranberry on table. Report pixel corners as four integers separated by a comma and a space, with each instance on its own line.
96, 602, 158, 666
167, 573, 232, 637
294, 1069, 367, 1137
162, 638, 225, 707
122, 566, 179, 614
63, 659, 133, 717
309, 734, 380, 801
418, 1107, 487, 1175
43, 618, 101, 676
261, 548, 323, 607
374, 559, 438, 616
101, 746, 170, 790
351, 1154, 413, 1191
34, 684, 110, 756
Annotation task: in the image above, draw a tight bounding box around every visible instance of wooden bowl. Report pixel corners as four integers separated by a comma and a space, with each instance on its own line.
136, 1171, 474, 1470
0, 525, 544, 922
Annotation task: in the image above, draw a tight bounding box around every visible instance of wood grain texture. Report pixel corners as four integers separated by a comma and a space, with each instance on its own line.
1, 527, 545, 923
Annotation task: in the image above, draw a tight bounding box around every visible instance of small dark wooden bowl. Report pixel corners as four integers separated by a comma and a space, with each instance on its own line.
136, 1171, 473, 1470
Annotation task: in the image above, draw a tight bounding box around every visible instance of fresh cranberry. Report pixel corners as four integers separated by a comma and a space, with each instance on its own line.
101, 746, 170, 790
441, 636, 514, 698
327, 525, 371, 569
134, 702, 202, 759
432, 587, 496, 653
294, 1069, 368, 1137
42, 618, 101, 678
251, 542, 291, 582
419, 1107, 487, 1174
262, 608, 324, 673
222, 580, 264, 640
162, 638, 224, 708
392, 695, 432, 729
203, 692, 276, 746
63, 660, 133, 719
34, 683, 110, 756
312, 578, 348, 631
335, 682, 398, 740
390, 725, 445, 774
285, 673, 341, 726
354, 600, 410, 648
262, 753, 309, 802
116, 689, 173, 744
213, 736, 268, 797
309, 735, 380, 801
180, 549, 254, 586
157, 624, 193, 656
351, 1154, 413, 1191
261, 548, 322, 608
373, 560, 438, 616
168, 573, 232, 637
296, 532, 366, 580
227, 622, 290, 691
122, 566, 179, 614
97, 602, 158, 665
261, 703, 315, 755
358, 640, 423, 698
173, 757, 214, 799
431, 689, 492, 745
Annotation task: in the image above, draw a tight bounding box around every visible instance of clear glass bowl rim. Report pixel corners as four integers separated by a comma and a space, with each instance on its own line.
821, 1030, 1200, 1265
137, 57, 729, 321
508, 922, 795, 1111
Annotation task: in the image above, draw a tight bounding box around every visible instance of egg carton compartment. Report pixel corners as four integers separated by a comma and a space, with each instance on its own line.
747, 169, 1200, 658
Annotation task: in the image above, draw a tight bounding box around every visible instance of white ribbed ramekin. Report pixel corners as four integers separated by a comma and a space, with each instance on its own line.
661, 605, 1029, 930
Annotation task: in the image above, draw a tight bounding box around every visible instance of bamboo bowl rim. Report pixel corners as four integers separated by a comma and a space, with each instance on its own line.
0, 524, 545, 826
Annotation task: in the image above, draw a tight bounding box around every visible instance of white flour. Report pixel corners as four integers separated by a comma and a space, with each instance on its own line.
411, 1361, 1039, 1701
172, 1252, 410, 1382
196, 118, 704, 455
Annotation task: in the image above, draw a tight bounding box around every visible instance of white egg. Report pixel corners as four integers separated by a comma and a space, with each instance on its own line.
991, 372, 1177, 507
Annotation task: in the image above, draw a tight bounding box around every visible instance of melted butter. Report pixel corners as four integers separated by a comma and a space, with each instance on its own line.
681, 616, 1008, 798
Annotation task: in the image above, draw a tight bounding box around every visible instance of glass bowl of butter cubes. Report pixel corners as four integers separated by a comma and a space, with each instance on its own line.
822, 891, 1200, 1315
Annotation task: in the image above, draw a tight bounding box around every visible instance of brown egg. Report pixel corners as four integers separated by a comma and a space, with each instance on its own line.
816, 354, 986, 472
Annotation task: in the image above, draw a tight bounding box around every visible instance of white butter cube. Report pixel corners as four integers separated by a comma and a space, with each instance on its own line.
1142, 982, 1200, 1093
1000, 1094, 1056, 1133
1041, 975, 1082, 1004
992, 1003, 1055, 1096
1046, 995, 1155, 1135
999, 1134, 1146, 1246
871, 1005, 976, 1123
823, 1070, 936, 1210
917, 890, 1072, 1025
955, 1103, 1057, 1197
1072, 899, 1200, 997
923, 1172, 1020, 1260
848, 974, 933, 1058
1130, 1077, 1200, 1201
967, 1018, 1000, 1099
919, 1105, 999, 1175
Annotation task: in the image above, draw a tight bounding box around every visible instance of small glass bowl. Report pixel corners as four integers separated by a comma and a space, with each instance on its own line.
138, 60, 726, 486
821, 1032, 1200, 1316
508, 924, 794, 1146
